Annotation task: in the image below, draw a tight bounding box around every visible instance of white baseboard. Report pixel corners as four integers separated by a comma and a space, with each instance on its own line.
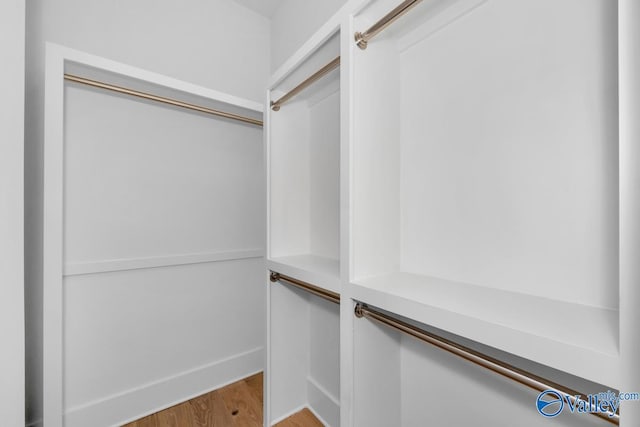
268, 377, 340, 427
64, 347, 263, 427
307, 377, 340, 427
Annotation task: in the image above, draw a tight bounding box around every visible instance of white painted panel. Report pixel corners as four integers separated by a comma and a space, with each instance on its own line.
310, 91, 341, 260
308, 377, 340, 427
269, 101, 311, 257
268, 279, 340, 425
351, 35, 401, 279
619, 1, 640, 424
400, 334, 610, 427
352, 320, 402, 427
63, 258, 265, 411
309, 297, 341, 401
64, 83, 264, 263
352, 319, 401, 427
269, 284, 310, 423
399, 0, 618, 308
268, 31, 341, 281
269, 40, 340, 260
0, 1, 25, 426
353, 314, 613, 426
339, 17, 357, 427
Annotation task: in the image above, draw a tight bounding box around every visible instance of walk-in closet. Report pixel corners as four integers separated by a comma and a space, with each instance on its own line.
2, 0, 639, 426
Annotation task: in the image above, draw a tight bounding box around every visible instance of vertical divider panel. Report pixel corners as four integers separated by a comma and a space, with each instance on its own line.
353, 316, 402, 426
339, 12, 357, 427
269, 284, 311, 422
43, 42, 66, 427
620, 1, 640, 425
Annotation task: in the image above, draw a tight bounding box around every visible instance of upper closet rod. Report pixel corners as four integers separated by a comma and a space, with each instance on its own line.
354, 0, 422, 49
354, 303, 619, 425
270, 271, 340, 305
64, 74, 263, 127
271, 56, 340, 111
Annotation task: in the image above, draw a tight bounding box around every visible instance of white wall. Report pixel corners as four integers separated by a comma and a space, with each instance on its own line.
270, 0, 348, 72
25, 1, 269, 425
620, 1, 640, 425
0, 1, 25, 426
59, 79, 264, 426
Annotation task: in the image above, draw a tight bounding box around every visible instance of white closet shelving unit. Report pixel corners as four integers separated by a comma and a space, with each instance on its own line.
266, 0, 638, 426
348, 0, 618, 382
265, 22, 343, 426
267, 34, 342, 293
343, 0, 622, 425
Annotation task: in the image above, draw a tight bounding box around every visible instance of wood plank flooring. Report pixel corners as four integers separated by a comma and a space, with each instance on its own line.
123, 373, 323, 427
271, 408, 323, 427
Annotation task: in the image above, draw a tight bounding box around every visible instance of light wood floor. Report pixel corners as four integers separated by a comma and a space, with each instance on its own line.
123, 373, 323, 427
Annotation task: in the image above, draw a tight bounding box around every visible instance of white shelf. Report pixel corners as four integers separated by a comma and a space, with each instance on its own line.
268, 254, 341, 295
350, 271, 619, 388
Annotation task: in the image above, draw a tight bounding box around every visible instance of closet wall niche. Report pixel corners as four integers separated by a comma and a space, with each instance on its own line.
266, 30, 342, 426
44, 47, 266, 427
268, 32, 341, 292
349, 0, 619, 388
352, 307, 614, 427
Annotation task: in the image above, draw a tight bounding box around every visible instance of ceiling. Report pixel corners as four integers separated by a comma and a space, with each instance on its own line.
232, 0, 284, 18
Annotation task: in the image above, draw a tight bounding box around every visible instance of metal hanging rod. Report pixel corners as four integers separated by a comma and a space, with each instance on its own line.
271, 56, 341, 111
354, 303, 619, 425
64, 74, 263, 127
354, 0, 423, 49
270, 271, 340, 305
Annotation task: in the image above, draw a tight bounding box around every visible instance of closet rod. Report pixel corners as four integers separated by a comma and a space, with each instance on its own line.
270, 271, 340, 305
271, 56, 340, 111
64, 74, 263, 127
354, 303, 619, 425
354, 0, 422, 49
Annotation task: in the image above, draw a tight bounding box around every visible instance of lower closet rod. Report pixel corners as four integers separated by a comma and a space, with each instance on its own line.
354, 303, 619, 425
270, 271, 340, 305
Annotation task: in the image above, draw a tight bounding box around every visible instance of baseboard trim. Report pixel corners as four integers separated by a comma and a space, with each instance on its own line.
268, 377, 340, 426
307, 376, 340, 427
64, 347, 263, 427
